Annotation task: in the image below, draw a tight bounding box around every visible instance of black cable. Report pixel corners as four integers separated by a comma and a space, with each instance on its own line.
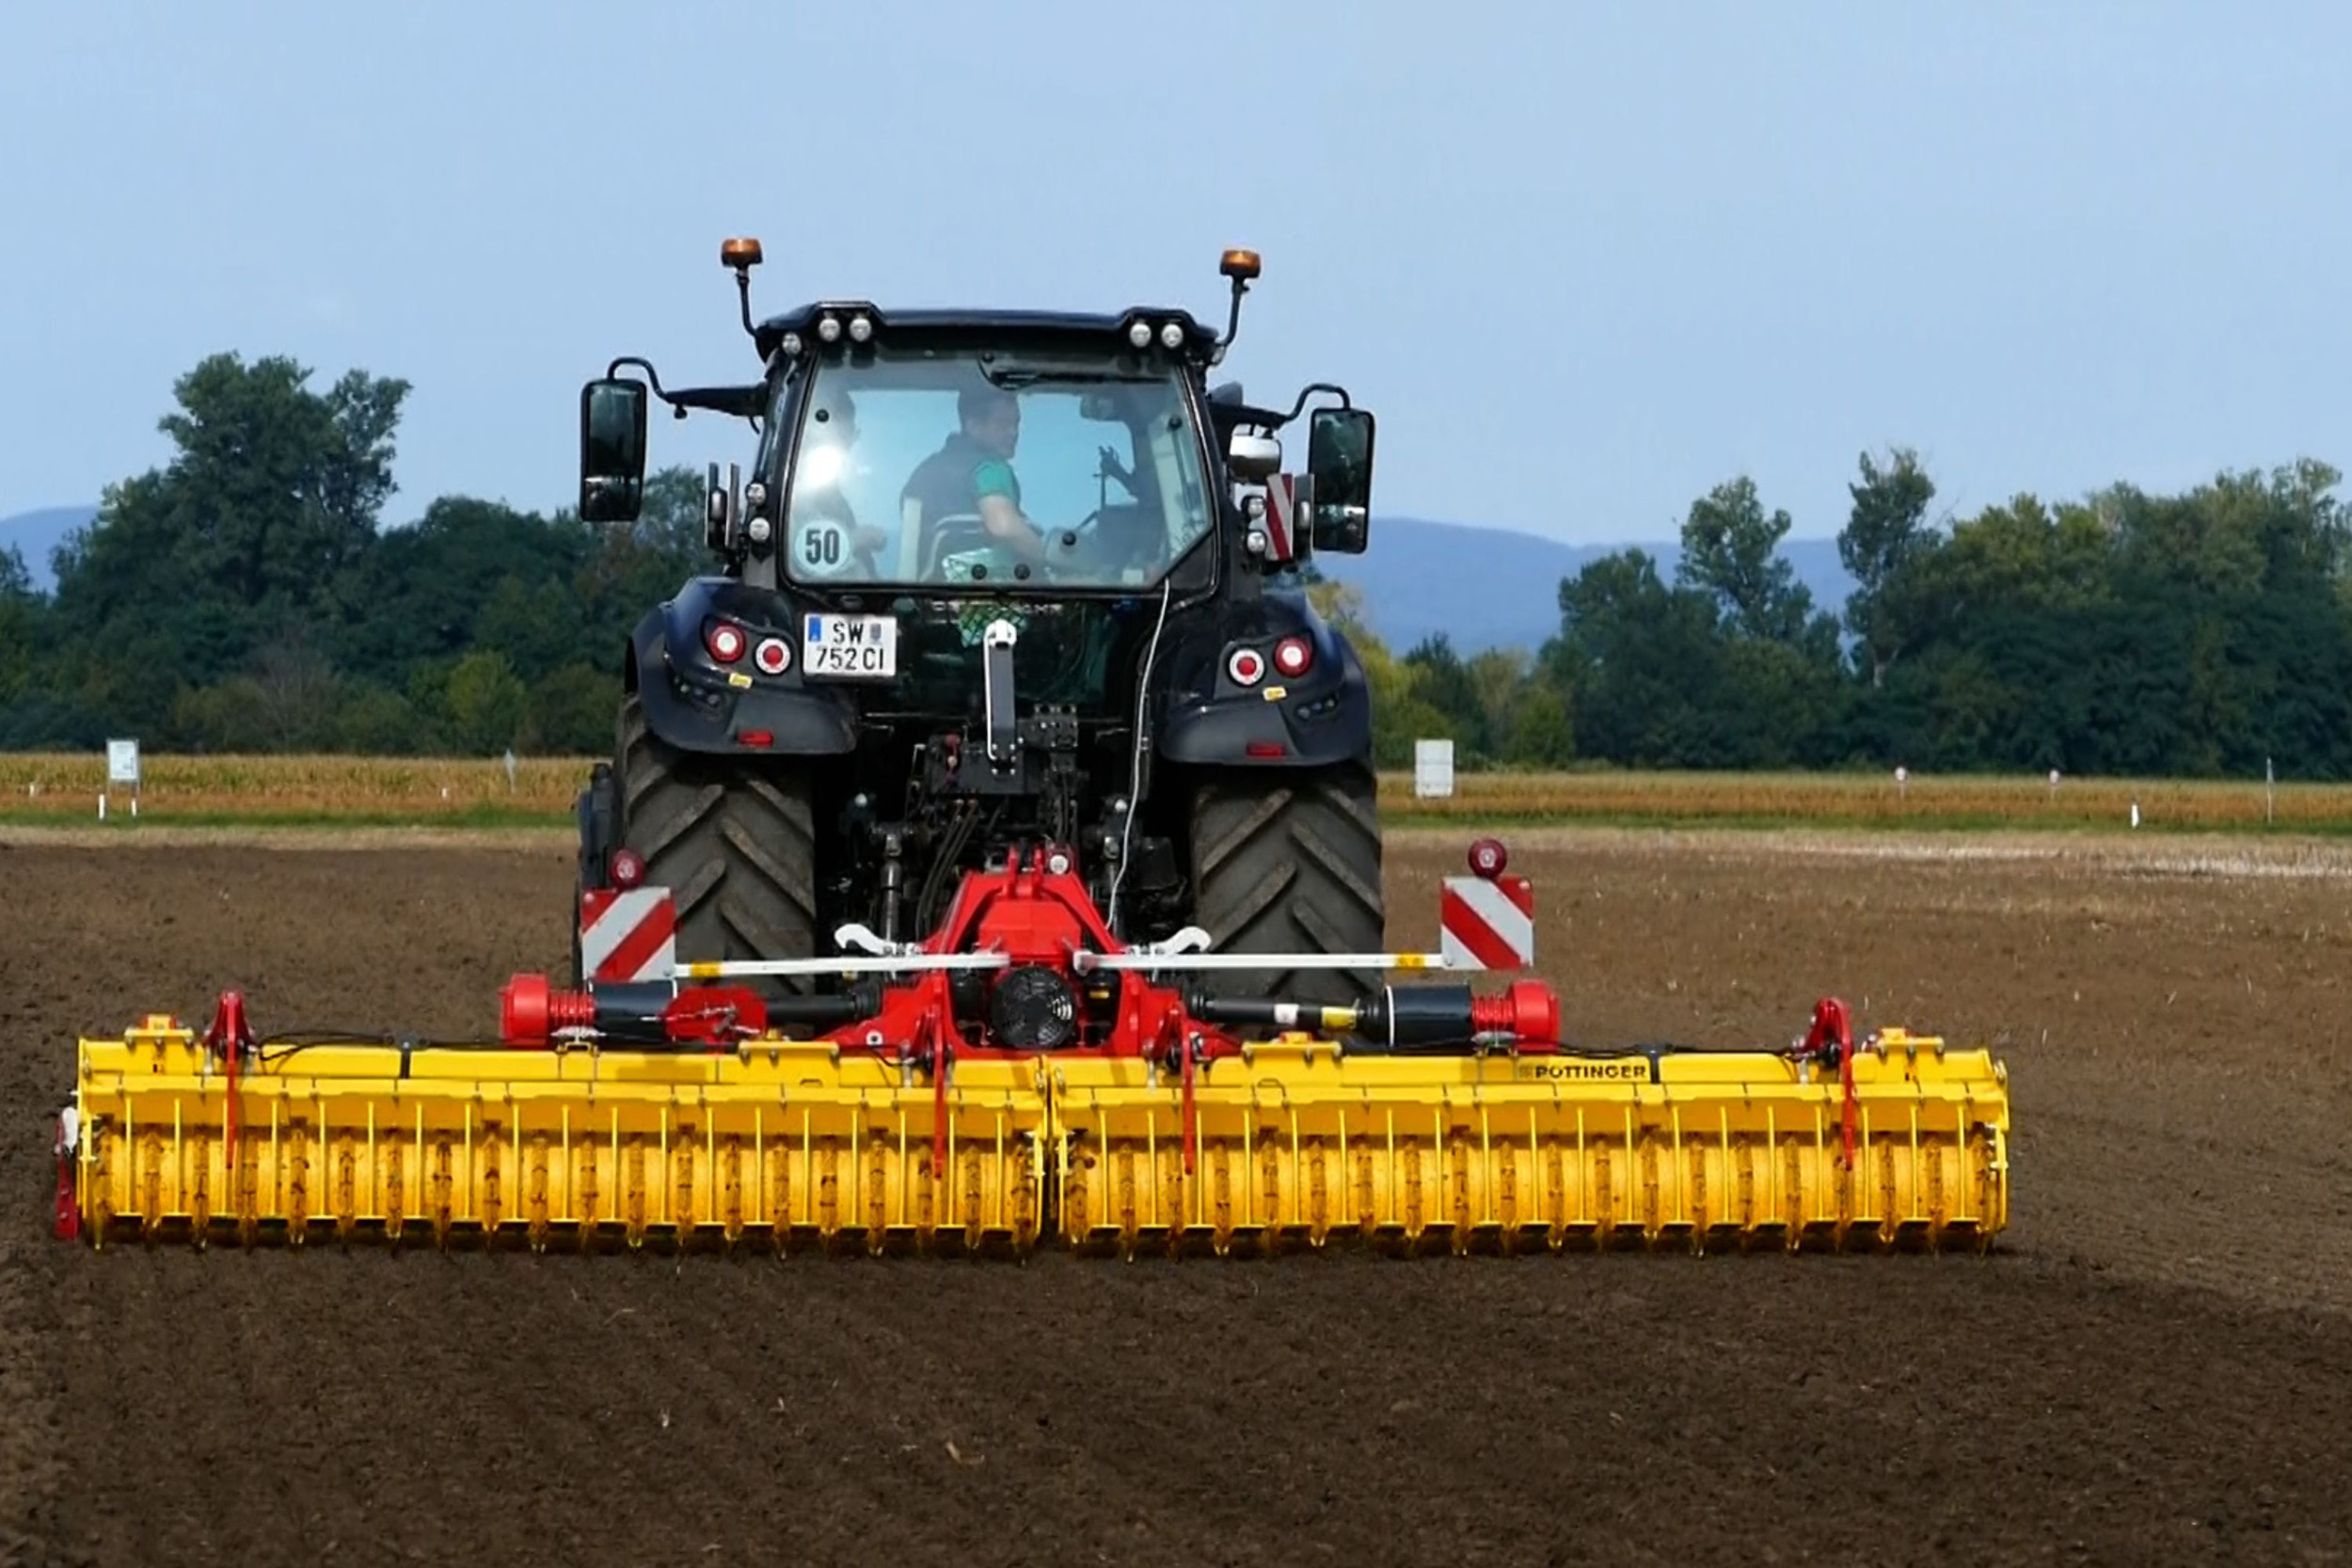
252, 1031, 490, 1067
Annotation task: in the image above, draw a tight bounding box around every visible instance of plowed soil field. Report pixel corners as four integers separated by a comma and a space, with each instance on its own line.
3, 828, 2349, 1567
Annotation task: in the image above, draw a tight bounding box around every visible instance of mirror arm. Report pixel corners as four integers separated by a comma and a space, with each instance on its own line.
606, 355, 675, 406
664, 384, 766, 420
1211, 383, 1351, 441
1278, 382, 1354, 423
605, 357, 762, 424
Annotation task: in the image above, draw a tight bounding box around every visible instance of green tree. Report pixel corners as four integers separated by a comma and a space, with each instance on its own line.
168, 679, 274, 752
1839, 447, 1940, 686
443, 650, 529, 752
1548, 548, 1733, 766
0, 546, 36, 703
48, 354, 410, 692
339, 496, 588, 681
1467, 646, 1534, 757
525, 664, 619, 754
475, 573, 588, 683
1402, 634, 1488, 757
249, 640, 344, 751
1677, 476, 1814, 643
333, 685, 431, 752
1501, 678, 1574, 768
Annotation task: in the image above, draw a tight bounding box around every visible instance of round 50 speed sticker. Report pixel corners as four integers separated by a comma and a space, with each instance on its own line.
791, 516, 857, 579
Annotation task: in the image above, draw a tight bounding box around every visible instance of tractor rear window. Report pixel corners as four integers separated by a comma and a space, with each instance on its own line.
773, 348, 1213, 592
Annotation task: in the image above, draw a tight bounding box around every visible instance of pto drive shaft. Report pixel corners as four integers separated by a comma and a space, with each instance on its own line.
1186, 979, 1559, 1053
499, 974, 879, 1049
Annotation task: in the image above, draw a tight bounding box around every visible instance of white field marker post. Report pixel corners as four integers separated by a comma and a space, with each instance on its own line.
1414, 738, 1454, 800
104, 738, 140, 825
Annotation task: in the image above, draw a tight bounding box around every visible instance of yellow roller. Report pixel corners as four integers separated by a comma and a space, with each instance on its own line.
65, 1015, 2008, 1256
68, 1016, 1051, 1255
1057, 1035, 2007, 1256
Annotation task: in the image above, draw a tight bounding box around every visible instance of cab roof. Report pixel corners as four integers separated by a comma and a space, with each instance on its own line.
751, 302, 1216, 365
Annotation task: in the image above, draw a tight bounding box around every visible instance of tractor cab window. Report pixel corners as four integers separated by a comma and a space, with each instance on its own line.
774, 346, 1212, 592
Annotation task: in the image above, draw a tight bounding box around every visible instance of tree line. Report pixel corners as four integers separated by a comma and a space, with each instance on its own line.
1320, 451, 2352, 781
3, 351, 2346, 779
0, 353, 705, 756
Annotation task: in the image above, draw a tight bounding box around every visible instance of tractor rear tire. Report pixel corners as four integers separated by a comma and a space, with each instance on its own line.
1186, 761, 1386, 1007
612, 694, 819, 993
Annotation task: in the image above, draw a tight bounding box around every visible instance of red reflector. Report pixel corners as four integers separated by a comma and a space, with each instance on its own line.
1246, 741, 1287, 757
739, 729, 774, 748
610, 848, 645, 888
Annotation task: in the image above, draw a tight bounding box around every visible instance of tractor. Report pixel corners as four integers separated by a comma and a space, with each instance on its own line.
572, 241, 1386, 1006
49, 243, 2016, 1257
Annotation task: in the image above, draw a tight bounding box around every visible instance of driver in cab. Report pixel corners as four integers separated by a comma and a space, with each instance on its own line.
901, 385, 1056, 579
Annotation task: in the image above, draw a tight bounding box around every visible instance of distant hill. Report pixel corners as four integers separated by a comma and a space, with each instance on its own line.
0, 506, 96, 592
0, 502, 1851, 654
1315, 517, 1856, 656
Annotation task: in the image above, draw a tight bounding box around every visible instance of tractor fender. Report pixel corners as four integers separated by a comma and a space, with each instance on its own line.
1154, 590, 1373, 768
626, 581, 858, 756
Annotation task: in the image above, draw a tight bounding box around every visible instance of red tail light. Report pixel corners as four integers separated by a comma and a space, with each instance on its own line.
610, 848, 645, 888
1273, 635, 1312, 677
705, 620, 747, 662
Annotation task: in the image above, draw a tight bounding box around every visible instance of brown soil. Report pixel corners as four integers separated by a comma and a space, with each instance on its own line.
3, 831, 2349, 1567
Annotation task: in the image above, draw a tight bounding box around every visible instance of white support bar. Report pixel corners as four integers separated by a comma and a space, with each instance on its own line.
1072, 951, 1458, 974
675, 948, 1467, 982
672, 953, 1012, 979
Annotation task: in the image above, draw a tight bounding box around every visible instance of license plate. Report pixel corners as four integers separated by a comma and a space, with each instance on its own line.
802, 613, 898, 678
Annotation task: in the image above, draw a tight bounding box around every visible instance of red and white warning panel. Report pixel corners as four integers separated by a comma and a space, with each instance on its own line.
1261, 473, 1301, 562
1439, 838, 1535, 970
579, 886, 677, 984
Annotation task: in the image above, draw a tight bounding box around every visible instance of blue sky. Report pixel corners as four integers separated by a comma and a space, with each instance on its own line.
3, 3, 2344, 546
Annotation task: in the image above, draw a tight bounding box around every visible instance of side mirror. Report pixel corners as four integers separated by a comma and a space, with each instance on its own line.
1305, 406, 1375, 552
1228, 431, 1281, 483
580, 377, 649, 522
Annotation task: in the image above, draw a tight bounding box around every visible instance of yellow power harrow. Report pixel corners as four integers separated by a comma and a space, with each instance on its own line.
56, 843, 2010, 1257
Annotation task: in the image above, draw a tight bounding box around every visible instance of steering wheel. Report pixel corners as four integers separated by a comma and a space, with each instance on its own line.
1041, 510, 1103, 563
920, 515, 992, 580
926, 514, 1095, 586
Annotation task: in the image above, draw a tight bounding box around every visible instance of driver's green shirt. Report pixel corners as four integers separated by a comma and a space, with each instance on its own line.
898, 436, 1040, 641
973, 458, 1019, 507
951, 457, 1025, 595
902, 434, 1025, 586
